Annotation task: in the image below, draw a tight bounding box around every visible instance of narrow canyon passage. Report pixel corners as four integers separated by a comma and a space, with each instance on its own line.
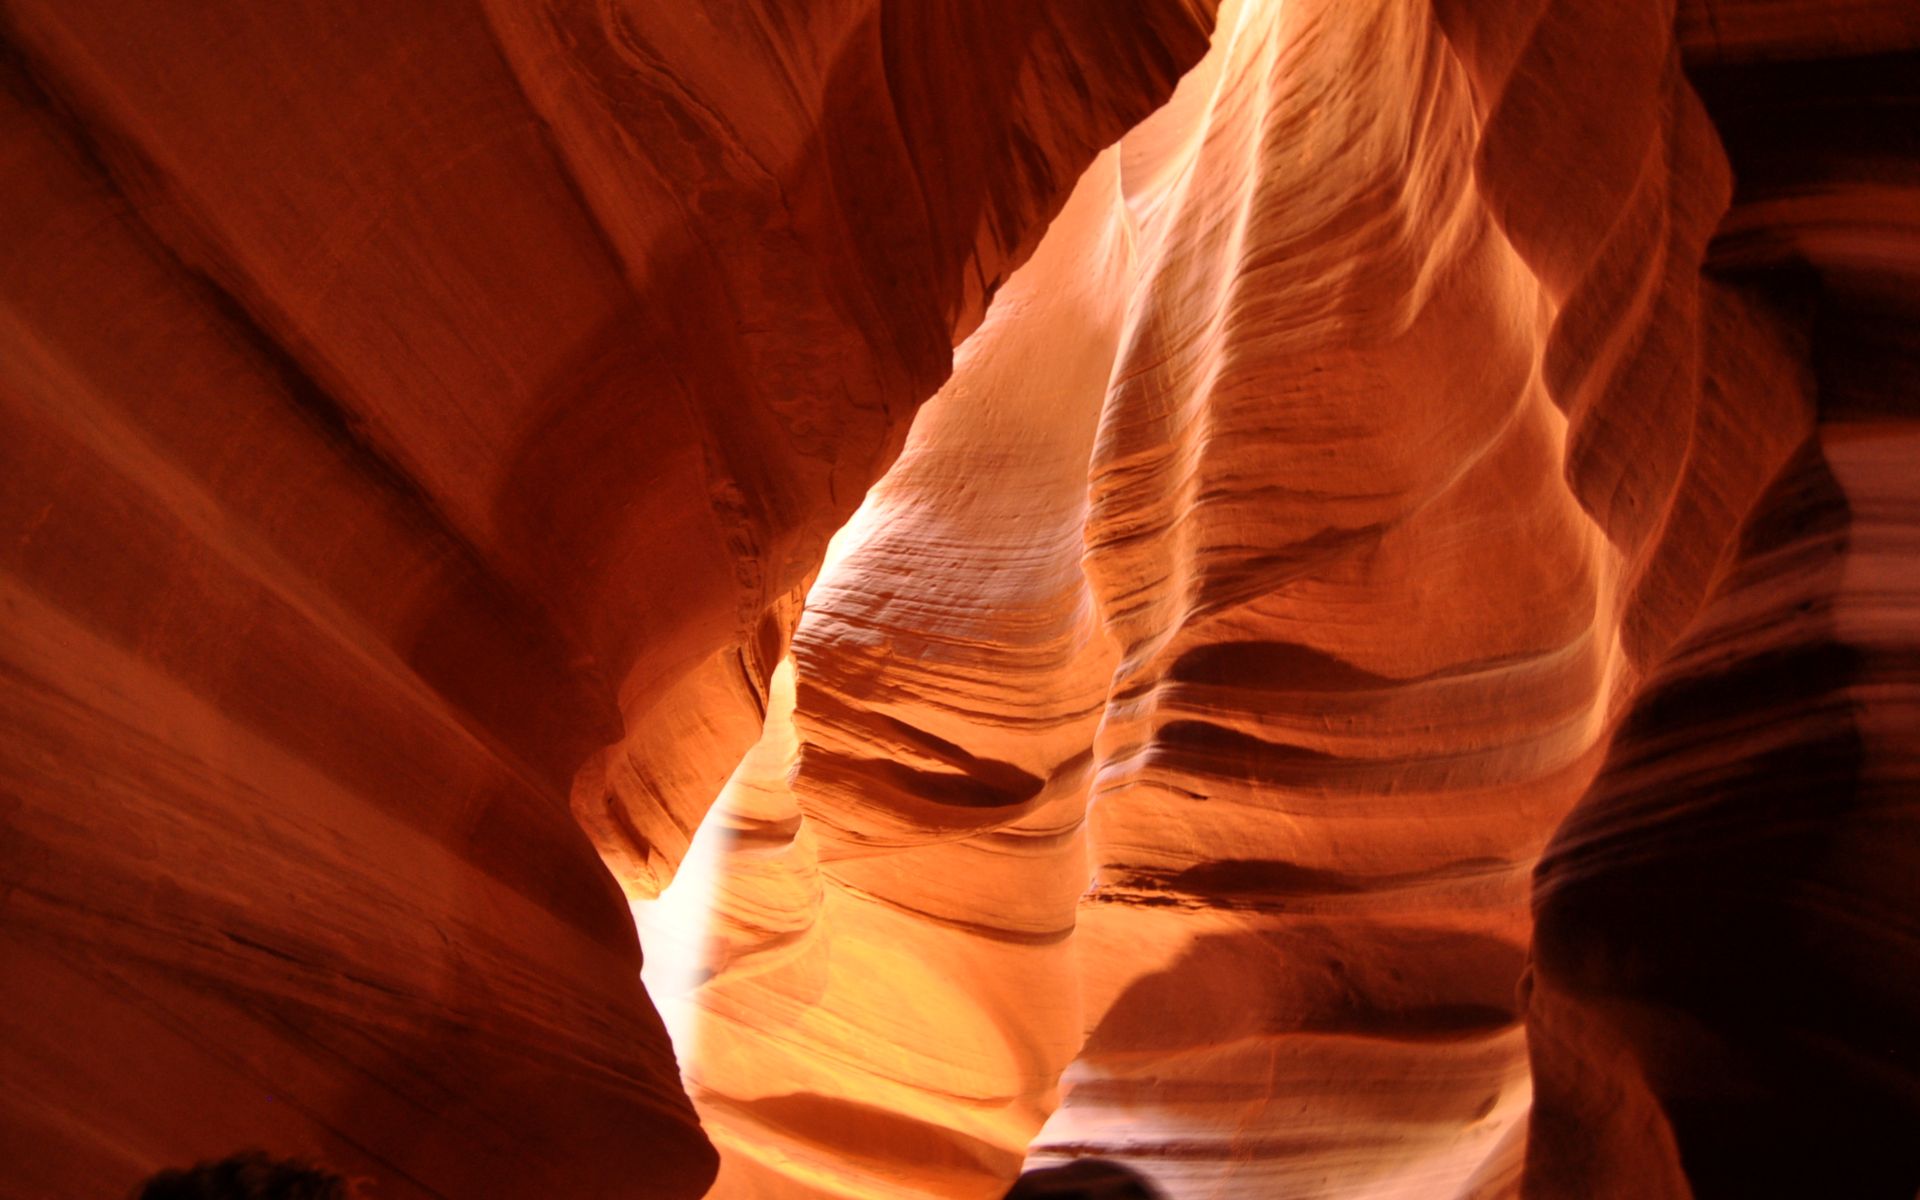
1, 1, 1916, 1199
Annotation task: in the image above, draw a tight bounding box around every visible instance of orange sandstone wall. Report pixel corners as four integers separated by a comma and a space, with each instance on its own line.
680, 147, 1138, 1199
669, 1, 1919, 1197
3, 0, 1915, 1197
0, 1, 1212, 1195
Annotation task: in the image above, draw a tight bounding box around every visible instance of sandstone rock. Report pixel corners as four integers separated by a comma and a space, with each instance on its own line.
3, 0, 1915, 1196
667, 0, 1918, 1197
0, 1, 1210, 1193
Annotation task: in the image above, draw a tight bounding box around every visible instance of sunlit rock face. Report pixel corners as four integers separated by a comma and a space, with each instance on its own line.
0, 1, 1211, 1195
4, 0, 1916, 1197
675, 146, 1138, 1199
670, 0, 1920, 1198
683, 1, 1595, 1193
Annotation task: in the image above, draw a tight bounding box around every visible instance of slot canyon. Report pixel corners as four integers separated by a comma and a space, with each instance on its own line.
1, 0, 1916, 1196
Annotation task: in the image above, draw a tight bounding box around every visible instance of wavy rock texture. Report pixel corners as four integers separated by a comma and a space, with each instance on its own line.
667, 0, 1919, 1197
0, 1, 1213, 1195
671, 1, 1587, 1194
4, 0, 1916, 1197
673, 147, 1138, 1199
1523, 6, 1920, 1196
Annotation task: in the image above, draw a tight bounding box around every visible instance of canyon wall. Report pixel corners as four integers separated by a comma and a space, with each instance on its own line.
668, 0, 1920, 1197
1523, 3, 1920, 1194
670, 146, 1139, 1198
0, 1, 1211, 1195
2, 0, 1915, 1197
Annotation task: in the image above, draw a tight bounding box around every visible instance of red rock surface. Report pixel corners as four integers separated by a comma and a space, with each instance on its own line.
663, 0, 1919, 1197
0, 1, 1210, 1195
1524, 5, 1920, 1195
3, 0, 1917, 1198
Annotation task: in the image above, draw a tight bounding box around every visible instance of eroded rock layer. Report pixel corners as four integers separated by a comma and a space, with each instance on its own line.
1041, 2, 1601, 1193
4, 0, 1916, 1196
674, 148, 1137, 1199
1524, 6, 1920, 1194
0, 2, 1213, 1195
669, 0, 1920, 1197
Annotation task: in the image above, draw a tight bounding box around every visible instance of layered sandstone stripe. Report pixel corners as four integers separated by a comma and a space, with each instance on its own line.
676, 147, 1137, 1199
1039, 1, 1611, 1193
1525, 4, 1920, 1193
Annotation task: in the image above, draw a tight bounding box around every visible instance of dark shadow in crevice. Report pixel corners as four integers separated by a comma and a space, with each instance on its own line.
1004, 1159, 1166, 1199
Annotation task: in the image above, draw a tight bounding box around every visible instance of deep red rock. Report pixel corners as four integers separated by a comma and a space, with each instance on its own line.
0, 2, 1211, 1194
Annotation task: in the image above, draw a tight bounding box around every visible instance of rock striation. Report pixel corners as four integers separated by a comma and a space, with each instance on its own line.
676, 146, 1138, 1198
2, 0, 1916, 1197
1524, 5, 1920, 1195
665, 0, 1920, 1197
0, 1, 1211, 1195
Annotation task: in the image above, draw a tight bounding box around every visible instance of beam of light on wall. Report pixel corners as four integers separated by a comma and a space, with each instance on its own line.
629, 771, 736, 1064
628, 509, 872, 1071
